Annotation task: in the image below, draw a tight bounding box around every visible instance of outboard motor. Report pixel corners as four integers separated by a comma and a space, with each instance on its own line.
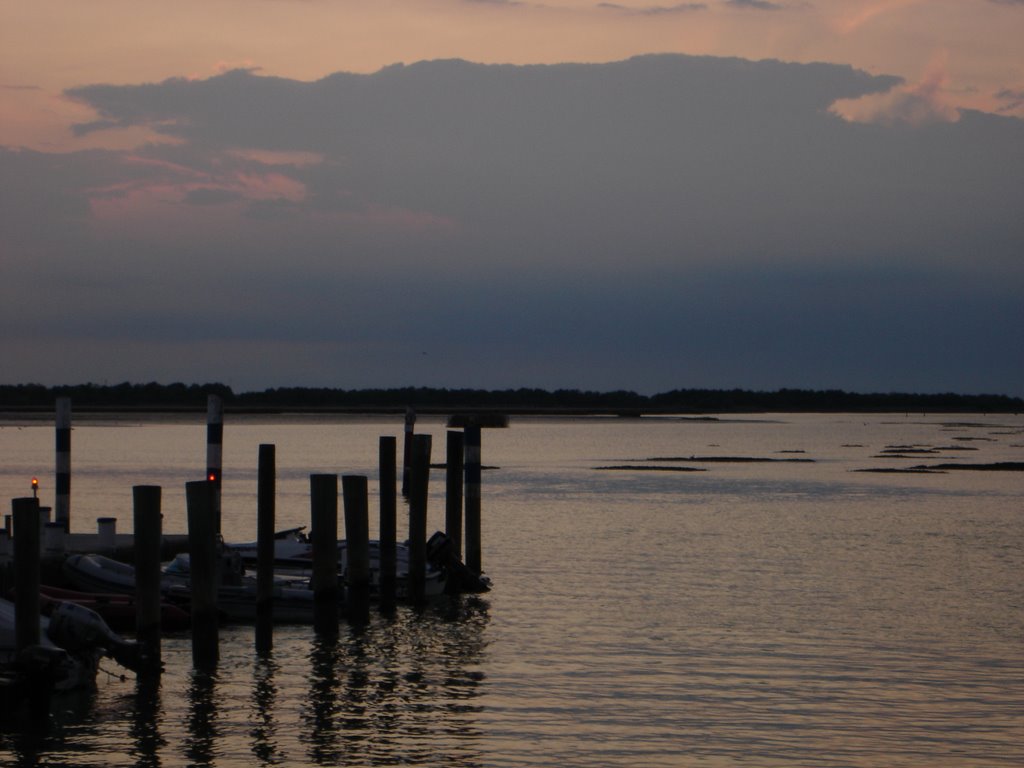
426, 531, 491, 594
45, 600, 150, 673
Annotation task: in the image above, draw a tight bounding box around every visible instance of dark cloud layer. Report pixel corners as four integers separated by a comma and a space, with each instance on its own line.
2, 55, 1022, 394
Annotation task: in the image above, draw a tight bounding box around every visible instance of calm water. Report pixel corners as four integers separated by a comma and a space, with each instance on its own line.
1, 412, 1022, 766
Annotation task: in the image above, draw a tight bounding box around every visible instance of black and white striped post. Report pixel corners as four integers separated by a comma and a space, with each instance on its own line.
401, 407, 416, 497
55, 397, 71, 532
464, 425, 482, 575
206, 395, 223, 534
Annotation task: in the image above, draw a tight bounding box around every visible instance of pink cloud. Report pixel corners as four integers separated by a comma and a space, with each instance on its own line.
832, 0, 926, 35
830, 57, 959, 126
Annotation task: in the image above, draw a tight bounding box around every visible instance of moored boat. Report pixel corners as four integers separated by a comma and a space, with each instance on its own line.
227, 529, 464, 597
39, 584, 191, 633
64, 552, 337, 624
0, 595, 149, 690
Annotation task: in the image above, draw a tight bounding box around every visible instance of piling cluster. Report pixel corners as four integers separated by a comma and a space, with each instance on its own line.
1, 396, 494, 697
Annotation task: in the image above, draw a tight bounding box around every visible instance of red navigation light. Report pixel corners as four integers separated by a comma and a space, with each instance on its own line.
31, 476, 39, 498
208, 472, 217, 483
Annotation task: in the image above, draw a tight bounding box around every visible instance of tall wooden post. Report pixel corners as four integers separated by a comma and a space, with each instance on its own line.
401, 407, 416, 496
310, 474, 339, 634
256, 444, 275, 656
378, 436, 397, 609
133, 485, 162, 675
464, 425, 482, 575
12, 497, 41, 653
206, 395, 223, 534
342, 475, 371, 625
186, 480, 219, 670
408, 433, 431, 604
445, 430, 464, 560
55, 397, 71, 532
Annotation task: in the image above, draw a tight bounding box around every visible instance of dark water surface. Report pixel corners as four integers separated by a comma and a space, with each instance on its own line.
1, 413, 1022, 766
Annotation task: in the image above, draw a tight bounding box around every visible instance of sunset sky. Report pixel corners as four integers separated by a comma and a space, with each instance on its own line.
2, 0, 1022, 395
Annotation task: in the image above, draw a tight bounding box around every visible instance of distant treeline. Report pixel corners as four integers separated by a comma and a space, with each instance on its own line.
0, 383, 1021, 414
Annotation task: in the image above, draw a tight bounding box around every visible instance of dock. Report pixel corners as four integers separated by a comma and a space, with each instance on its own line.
2, 397, 499, 707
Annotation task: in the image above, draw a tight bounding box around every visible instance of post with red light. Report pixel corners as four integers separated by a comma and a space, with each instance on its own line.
206, 395, 223, 534
55, 397, 71, 532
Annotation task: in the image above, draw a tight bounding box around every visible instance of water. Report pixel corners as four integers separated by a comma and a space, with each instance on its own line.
1, 412, 1022, 766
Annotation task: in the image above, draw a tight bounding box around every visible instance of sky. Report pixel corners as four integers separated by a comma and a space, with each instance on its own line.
1, 0, 1022, 396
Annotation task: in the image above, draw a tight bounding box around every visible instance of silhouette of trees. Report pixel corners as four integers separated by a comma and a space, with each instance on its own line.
0, 383, 1019, 413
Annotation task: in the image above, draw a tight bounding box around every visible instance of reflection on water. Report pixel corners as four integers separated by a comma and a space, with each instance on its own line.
296, 599, 489, 766
131, 677, 163, 768
2, 414, 1023, 766
0, 597, 489, 767
250, 658, 280, 766
186, 669, 219, 767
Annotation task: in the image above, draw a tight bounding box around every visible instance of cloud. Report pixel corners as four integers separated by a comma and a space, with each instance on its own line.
833, 0, 925, 35
995, 87, 1024, 112
830, 58, 959, 125
598, 2, 708, 13
3, 55, 1023, 394
724, 0, 783, 9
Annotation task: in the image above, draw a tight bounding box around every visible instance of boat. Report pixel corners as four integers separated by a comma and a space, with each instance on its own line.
41, 597, 150, 673
63, 552, 335, 624
61, 552, 136, 595
226, 526, 312, 563
38, 584, 191, 633
0, 595, 149, 691
227, 528, 461, 597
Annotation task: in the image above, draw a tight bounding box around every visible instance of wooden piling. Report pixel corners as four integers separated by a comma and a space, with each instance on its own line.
43, 521, 66, 557
206, 395, 223, 534
12, 497, 41, 652
186, 480, 219, 670
255, 444, 275, 656
97, 516, 117, 554
55, 397, 71, 532
133, 485, 162, 674
342, 475, 371, 625
378, 436, 397, 608
401, 407, 416, 496
310, 474, 339, 634
446, 430, 464, 560
0, 530, 10, 598
464, 425, 482, 575
408, 433, 432, 604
